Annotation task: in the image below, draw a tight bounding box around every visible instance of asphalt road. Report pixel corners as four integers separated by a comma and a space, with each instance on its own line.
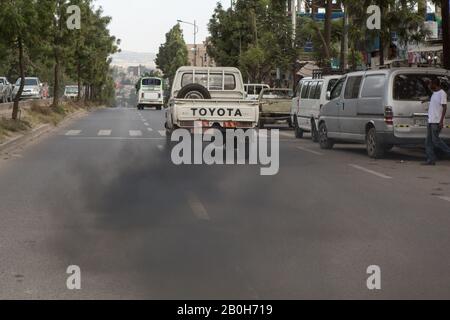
1, 107, 450, 299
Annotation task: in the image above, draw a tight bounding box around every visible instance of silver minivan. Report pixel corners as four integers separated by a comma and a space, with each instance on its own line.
318, 68, 450, 158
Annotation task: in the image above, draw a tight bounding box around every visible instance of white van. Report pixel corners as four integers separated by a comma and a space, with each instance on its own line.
291, 75, 341, 141
244, 83, 270, 100
137, 77, 164, 110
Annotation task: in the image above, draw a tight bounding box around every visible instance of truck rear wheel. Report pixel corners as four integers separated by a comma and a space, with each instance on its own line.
177, 84, 211, 99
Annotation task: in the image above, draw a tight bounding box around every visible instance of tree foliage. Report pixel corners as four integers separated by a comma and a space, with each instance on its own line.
155, 24, 189, 84
0, 0, 119, 119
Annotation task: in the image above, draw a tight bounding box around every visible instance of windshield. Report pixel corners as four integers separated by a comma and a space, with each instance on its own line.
16, 78, 39, 86
65, 87, 78, 94
0, 79, 4, 84
393, 74, 450, 101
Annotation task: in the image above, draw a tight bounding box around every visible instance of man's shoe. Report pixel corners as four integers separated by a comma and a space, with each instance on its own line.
421, 161, 436, 166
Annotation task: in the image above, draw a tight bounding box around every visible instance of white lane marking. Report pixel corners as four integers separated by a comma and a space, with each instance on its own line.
297, 146, 324, 156
98, 130, 112, 136
158, 130, 166, 137
438, 196, 450, 203
157, 145, 164, 151
349, 164, 392, 179
144, 122, 149, 126
187, 192, 210, 221
129, 130, 143, 137
147, 128, 153, 132
65, 130, 82, 136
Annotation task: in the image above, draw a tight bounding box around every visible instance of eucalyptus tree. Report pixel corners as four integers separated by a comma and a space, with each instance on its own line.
0, 0, 40, 119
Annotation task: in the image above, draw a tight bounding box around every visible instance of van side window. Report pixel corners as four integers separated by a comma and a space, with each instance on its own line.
315, 82, 323, 99
330, 78, 345, 100
301, 82, 311, 99
308, 82, 318, 99
361, 75, 385, 98
344, 76, 362, 99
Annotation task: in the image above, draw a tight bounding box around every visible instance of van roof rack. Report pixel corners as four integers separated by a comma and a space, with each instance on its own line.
312, 68, 343, 79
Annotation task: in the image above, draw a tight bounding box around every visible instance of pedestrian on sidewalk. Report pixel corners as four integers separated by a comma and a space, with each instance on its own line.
423, 78, 450, 166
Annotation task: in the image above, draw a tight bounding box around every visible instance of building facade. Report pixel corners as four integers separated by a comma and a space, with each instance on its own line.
186, 42, 215, 67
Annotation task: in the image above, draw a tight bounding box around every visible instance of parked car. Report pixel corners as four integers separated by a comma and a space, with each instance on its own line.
0, 77, 13, 103
259, 88, 294, 128
12, 77, 43, 100
318, 68, 450, 158
291, 75, 341, 141
136, 77, 164, 110
244, 83, 270, 100
165, 66, 259, 137
64, 85, 79, 99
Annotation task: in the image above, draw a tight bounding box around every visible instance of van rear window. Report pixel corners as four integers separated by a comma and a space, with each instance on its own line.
393, 74, 450, 101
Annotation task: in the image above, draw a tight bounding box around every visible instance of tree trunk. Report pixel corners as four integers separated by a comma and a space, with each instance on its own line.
443, 0, 450, 69
77, 60, 81, 101
52, 53, 60, 108
12, 37, 25, 120
324, 0, 332, 47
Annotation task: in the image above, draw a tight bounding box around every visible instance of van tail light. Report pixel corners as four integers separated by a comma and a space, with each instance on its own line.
384, 106, 394, 125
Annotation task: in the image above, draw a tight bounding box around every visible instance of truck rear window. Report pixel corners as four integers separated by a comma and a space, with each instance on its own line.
182, 73, 236, 90
393, 74, 450, 101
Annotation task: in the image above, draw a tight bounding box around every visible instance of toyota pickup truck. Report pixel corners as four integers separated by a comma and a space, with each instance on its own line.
165, 67, 259, 136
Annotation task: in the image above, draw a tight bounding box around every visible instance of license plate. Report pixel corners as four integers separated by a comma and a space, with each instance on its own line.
414, 118, 428, 126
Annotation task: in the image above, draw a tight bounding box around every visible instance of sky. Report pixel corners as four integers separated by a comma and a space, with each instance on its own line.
95, 0, 230, 53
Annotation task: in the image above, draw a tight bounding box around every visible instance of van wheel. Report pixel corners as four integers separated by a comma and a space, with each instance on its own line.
311, 120, 319, 143
366, 127, 385, 159
294, 117, 303, 139
177, 84, 211, 99
319, 122, 334, 149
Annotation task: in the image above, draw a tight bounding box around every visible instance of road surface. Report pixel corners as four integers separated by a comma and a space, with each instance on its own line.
1, 107, 450, 299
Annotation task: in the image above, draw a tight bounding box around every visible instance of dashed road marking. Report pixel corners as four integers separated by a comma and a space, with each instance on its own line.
349, 164, 392, 179
297, 146, 324, 156
157, 145, 164, 151
129, 130, 143, 137
147, 128, 153, 132
187, 192, 210, 221
98, 130, 112, 136
144, 122, 149, 126
65, 130, 82, 136
158, 130, 166, 137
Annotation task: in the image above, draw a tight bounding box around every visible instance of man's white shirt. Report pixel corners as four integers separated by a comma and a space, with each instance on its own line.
428, 89, 447, 124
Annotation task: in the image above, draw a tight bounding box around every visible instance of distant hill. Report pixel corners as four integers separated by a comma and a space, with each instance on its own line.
111, 50, 156, 68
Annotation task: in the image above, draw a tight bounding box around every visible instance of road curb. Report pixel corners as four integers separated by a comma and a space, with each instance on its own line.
0, 109, 88, 153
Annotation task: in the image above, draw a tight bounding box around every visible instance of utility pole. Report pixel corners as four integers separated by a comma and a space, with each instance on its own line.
443, 0, 450, 69
177, 19, 199, 67
340, 2, 349, 72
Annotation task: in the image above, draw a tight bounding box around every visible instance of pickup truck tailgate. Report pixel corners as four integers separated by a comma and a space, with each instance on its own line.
174, 99, 259, 122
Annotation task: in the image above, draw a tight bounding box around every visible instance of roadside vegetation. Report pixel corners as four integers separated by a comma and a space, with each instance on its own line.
0, 0, 120, 120
0, 100, 97, 143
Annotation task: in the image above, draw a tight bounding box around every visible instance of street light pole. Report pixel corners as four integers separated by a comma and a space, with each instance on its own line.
177, 19, 199, 67
443, 0, 450, 69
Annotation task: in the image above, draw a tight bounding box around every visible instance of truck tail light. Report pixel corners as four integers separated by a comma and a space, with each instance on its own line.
384, 106, 394, 125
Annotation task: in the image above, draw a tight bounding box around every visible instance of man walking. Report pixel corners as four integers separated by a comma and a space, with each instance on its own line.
423, 78, 450, 166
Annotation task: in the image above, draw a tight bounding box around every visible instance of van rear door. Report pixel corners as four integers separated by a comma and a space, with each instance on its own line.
392, 72, 450, 139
